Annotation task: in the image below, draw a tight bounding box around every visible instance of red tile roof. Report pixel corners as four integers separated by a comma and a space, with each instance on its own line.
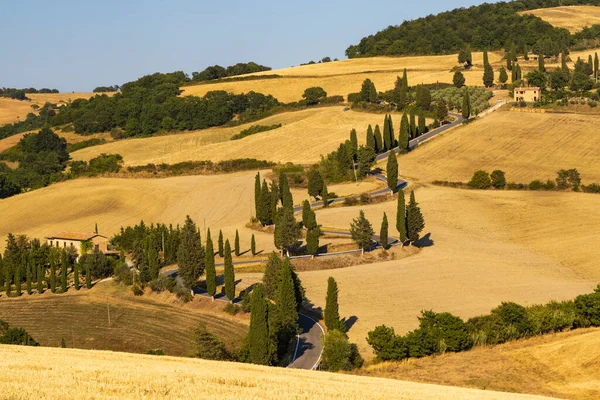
45, 232, 106, 241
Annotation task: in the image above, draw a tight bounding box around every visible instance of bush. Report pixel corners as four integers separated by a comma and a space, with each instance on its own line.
343, 197, 358, 206
131, 284, 144, 296
490, 170, 506, 189
529, 180, 545, 191
574, 290, 600, 327
468, 170, 491, 189
506, 182, 527, 190
359, 193, 371, 204
113, 262, 132, 285
224, 303, 241, 315
146, 349, 165, 355
195, 321, 231, 360
240, 288, 252, 313
149, 275, 177, 293
320, 330, 363, 371
527, 301, 577, 335
366, 325, 407, 361
174, 285, 193, 303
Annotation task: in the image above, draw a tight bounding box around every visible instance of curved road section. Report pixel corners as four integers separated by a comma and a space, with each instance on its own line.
287, 313, 324, 370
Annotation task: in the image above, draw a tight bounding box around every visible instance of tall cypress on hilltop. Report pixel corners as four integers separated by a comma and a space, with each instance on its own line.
386, 150, 398, 192
406, 191, 425, 243
205, 229, 216, 298
366, 124, 375, 150
380, 212, 389, 249
594, 52, 599, 80
374, 125, 383, 154
401, 68, 408, 92
254, 172, 261, 219
396, 190, 407, 242
324, 277, 345, 333
234, 229, 240, 257
247, 284, 271, 365
218, 230, 224, 258
224, 240, 235, 302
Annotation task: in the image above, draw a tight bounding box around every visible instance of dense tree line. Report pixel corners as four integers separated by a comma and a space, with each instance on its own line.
0, 87, 58, 100
0, 103, 59, 140
191, 62, 271, 82
92, 85, 119, 93
367, 285, 600, 362
345, 0, 600, 58
0, 320, 39, 346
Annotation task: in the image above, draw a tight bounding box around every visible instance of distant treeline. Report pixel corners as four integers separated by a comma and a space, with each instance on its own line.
93, 85, 119, 93
190, 62, 271, 82
346, 0, 600, 58
0, 87, 59, 100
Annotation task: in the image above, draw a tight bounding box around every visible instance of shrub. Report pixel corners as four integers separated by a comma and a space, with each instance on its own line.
574, 290, 600, 327
224, 303, 241, 315
131, 284, 144, 296
490, 170, 506, 189
113, 262, 132, 285
67, 138, 106, 153
527, 301, 577, 335
468, 170, 491, 189
146, 349, 165, 355
110, 127, 126, 139
343, 197, 358, 206
506, 182, 527, 190
174, 285, 193, 303
544, 179, 557, 191
359, 193, 371, 204
367, 325, 407, 361
320, 330, 363, 371
149, 275, 177, 293
240, 288, 252, 313
195, 321, 231, 360
529, 180, 545, 191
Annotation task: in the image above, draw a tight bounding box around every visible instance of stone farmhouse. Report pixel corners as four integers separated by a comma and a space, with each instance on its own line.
45, 232, 108, 258
514, 87, 541, 103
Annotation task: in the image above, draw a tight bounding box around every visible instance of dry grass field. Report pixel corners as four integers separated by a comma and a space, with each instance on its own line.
286, 185, 599, 356
0, 345, 556, 400
398, 110, 600, 184
520, 5, 600, 33
71, 107, 405, 166
181, 52, 502, 103
0, 92, 105, 126
0, 171, 276, 255
358, 328, 600, 400
0, 280, 247, 356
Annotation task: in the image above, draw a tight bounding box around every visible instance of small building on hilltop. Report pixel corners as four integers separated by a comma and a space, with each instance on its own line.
514, 87, 541, 103
45, 232, 108, 257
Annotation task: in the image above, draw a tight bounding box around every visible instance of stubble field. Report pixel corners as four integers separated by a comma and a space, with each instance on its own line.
520, 5, 600, 33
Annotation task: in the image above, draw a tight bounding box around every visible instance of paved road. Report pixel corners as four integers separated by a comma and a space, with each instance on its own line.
287, 313, 324, 370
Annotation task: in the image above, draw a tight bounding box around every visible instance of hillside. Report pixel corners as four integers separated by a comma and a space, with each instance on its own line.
243, 184, 600, 356
71, 107, 411, 166
357, 328, 600, 400
398, 109, 600, 184
521, 5, 600, 33
0, 280, 247, 356
0, 345, 556, 399
0, 128, 110, 154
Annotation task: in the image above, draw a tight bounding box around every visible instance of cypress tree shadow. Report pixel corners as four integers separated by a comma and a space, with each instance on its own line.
343, 316, 358, 333
414, 233, 434, 248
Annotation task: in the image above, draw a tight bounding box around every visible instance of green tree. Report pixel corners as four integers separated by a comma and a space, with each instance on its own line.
458, 46, 472, 66
399, 114, 410, 152
49, 249, 57, 293
254, 172, 261, 219
85, 264, 91, 289
218, 230, 224, 258
383, 115, 391, 151
270, 181, 279, 223
491, 170, 506, 189
349, 129, 358, 156
306, 226, 320, 256
324, 277, 345, 332
320, 330, 363, 371
14, 260, 21, 297
73, 263, 79, 291
307, 168, 324, 200
483, 49, 489, 67
453, 71, 465, 88
498, 67, 508, 85
350, 210, 374, 253
469, 170, 492, 189
177, 215, 205, 289
386, 150, 398, 192
409, 112, 416, 138
356, 145, 376, 178
380, 212, 389, 249
360, 78, 377, 102
538, 55, 545, 73
302, 200, 311, 228
406, 191, 425, 243
272, 258, 299, 358
322, 183, 329, 208
37, 264, 44, 294
279, 173, 293, 210
195, 321, 230, 360
415, 85, 431, 111
247, 283, 271, 365
417, 112, 426, 136
251, 234, 257, 256
401, 68, 409, 92
366, 124, 375, 150
26, 257, 32, 295
234, 229, 240, 257
483, 64, 494, 88
462, 88, 471, 120
594, 52, 599, 80
60, 249, 68, 293
373, 125, 383, 154
205, 229, 216, 298
224, 240, 235, 302
274, 206, 300, 256
302, 87, 327, 105
526, 70, 547, 89
258, 180, 272, 226
396, 190, 407, 242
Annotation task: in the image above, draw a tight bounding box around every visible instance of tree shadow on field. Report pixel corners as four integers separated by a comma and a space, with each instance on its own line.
293, 337, 314, 361
414, 233, 434, 248
343, 316, 358, 333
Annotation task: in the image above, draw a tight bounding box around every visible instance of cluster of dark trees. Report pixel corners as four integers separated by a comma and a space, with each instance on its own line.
525, 52, 598, 93
0, 87, 58, 100
0, 103, 58, 140
243, 253, 304, 365
300, 57, 338, 65
191, 62, 271, 82
367, 285, 600, 362
0, 234, 114, 297
345, 0, 600, 58
0, 320, 39, 346
93, 85, 119, 93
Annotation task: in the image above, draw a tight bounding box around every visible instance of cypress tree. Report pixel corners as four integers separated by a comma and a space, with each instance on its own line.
177, 215, 205, 289
218, 230, 224, 258
399, 113, 409, 152
224, 240, 235, 302
499, 67, 508, 85
396, 190, 407, 242
409, 112, 416, 138
61, 249, 68, 293
594, 52, 599, 80
322, 183, 329, 208
350, 210, 375, 253
588, 54, 593, 71
86, 264, 91, 289
205, 229, 216, 298
50, 252, 57, 293
263, 252, 282, 300
234, 229, 240, 257
73, 263, 80, 291
406, 191, 425, 243
270, 181, 279, 223
37, 264, 44, 294
418, 112, 426, 136
274, 206, 300, 256
374, 125, 383, 154
14, 261, 21, 296
380, 212, 389, 249
272, 258, 299, 358
301, 200, 311, 227
388, 114, 396, 147
383, 115, 391, 151
483, 49, 489, 68
307, 168, 324, 200
254, 172, 261, 219
386, 150, 398, 192
462, 88, 471, 120
366, 125, 375, 150
324, 277, 345, 332
483, 64, 494, 88
247, 283, 271, 365
538, 55, 545, 73
258, 180, 272, 226
349, 129, 358, 155
251, 234, 256, 256
401, 68, 408, 92
280, 174, 293, 211
306, 227, 320, 256
561, 52, 569, 74
26, 257, 32, 295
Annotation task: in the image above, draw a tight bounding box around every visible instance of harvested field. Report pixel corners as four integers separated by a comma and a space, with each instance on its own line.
358, 328, 600, 400
0, 345, 556, 399
71, 107, 403, 166
0, 280, 247, 356
520, 5, 600, 33
0, 128, 110, 153
399, 110, 600, 184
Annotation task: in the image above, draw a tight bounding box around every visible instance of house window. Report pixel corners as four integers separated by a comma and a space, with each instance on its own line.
63, 242, 67, 248
95, 244, 99, 251
70, 243, 74, 248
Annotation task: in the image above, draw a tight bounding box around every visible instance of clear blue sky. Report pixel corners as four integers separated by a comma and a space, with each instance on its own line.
0, 0, 494, 92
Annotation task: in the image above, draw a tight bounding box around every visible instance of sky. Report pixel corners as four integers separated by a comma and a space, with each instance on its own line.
0, 0, 496, 92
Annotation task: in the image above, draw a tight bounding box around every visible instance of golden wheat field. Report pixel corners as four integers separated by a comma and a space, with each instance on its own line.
0, 345, 556, 400
181, 52, 502, 103
71, 107, 407, 166
282, 185, 599, 356
0, 128, 111, 153
358, 328, 600, 400
520, 5, 600, 33
0, 171, 274, 254
398, 110, 600, 184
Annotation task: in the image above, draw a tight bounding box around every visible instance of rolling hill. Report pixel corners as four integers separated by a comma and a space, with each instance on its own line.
358, 327, 600, 400
520, 5, 600, 33
0, 344, 556, 399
